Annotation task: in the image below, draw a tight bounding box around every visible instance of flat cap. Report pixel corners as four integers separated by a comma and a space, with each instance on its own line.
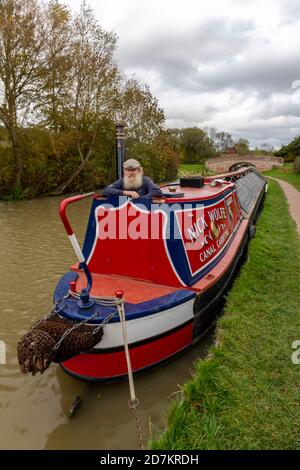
123, 158, 141, 169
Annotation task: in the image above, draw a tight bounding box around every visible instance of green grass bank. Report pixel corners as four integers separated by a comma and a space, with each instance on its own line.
150, 180, 300, 450
263, 163, 300, 192
178, 163, 214, 176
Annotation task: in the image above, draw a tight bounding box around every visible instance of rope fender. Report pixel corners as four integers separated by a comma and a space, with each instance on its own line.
17, 312, 104, 375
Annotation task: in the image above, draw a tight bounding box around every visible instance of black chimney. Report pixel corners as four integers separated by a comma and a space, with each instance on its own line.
116, 124, 125, 179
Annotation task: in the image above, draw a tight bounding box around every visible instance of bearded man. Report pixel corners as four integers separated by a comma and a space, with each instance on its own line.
102, 159, 163, 199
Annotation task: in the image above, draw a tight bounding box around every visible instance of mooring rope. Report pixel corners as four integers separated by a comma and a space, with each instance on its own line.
68, 291, 125, 307
116, 299, 145, 450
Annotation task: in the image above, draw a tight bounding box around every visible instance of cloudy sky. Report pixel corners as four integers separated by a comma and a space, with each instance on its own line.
66, 0, 300, 148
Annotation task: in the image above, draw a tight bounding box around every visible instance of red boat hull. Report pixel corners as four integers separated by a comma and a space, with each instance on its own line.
61, 322, 194, 381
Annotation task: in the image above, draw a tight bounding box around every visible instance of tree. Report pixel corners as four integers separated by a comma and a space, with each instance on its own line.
50, 1, 120, 193
235, 138, 250, 155
38, 0, 72, 131
118, 79, 165, 145
126, 129, 179, 182
0, 1, 179, 199
206, 127, 218, 149
253, 143, 275, 156
165, 128, 182, 157
0, 0, 48, 189
206, 128, 235, 153
179, 127, 215, 163
274, 135, 300, 162
260, 143, 274, 154
215, 131, 234, 153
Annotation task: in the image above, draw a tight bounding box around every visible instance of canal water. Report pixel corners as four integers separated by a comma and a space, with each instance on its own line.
0, 196, 213, 450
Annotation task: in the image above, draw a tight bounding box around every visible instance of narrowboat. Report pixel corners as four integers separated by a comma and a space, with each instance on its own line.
55, 131, 267, 382
18, 125, 267, 382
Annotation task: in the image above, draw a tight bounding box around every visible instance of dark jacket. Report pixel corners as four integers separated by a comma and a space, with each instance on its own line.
102, 176, 163, 198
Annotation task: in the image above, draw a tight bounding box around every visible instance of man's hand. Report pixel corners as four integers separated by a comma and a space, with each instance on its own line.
123, 190, 139, 198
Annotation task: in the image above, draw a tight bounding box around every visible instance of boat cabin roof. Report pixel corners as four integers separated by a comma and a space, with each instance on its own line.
159, 179, 234, 202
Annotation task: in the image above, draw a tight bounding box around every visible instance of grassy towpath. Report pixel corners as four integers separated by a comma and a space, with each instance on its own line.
150, 180, 300, 450
267, 177, 300, 235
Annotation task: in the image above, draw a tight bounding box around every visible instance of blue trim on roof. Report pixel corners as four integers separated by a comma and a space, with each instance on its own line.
54, 271, 196, 324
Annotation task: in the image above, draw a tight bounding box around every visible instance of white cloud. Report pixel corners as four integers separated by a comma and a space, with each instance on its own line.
66, 0, 300, 147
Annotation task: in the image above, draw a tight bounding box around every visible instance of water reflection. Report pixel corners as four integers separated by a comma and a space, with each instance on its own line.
44, 336, 213, 450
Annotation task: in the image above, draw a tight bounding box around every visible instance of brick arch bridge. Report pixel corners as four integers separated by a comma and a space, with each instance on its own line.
205, 154, 284, 173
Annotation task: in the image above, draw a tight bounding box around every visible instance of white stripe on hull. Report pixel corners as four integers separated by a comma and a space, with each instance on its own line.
95, 298, 195, 349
